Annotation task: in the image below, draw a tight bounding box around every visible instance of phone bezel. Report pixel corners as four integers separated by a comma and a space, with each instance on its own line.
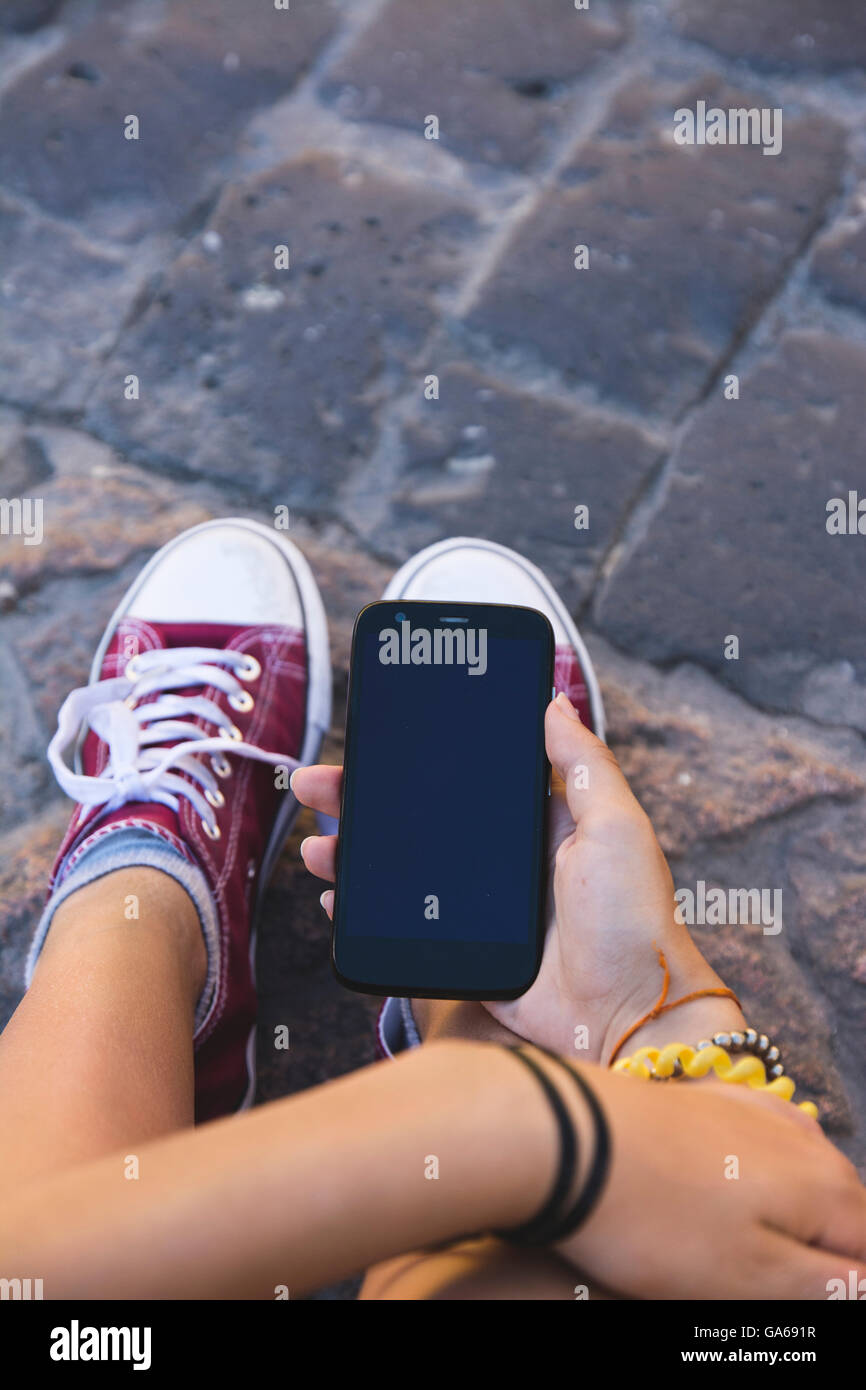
330, 599, 554, 1000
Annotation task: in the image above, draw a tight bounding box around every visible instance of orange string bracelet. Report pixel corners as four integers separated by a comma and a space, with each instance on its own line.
607, 944, 741, 1067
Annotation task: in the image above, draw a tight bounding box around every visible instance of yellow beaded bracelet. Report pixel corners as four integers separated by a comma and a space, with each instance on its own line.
612, 1042, 819, 1119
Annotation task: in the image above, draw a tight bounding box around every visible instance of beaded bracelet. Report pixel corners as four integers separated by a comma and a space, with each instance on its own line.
612, 1041, 818, 1119
604, 943, 815, 1115
697, 1028, 783, 1080
636, 1028, 784, 1081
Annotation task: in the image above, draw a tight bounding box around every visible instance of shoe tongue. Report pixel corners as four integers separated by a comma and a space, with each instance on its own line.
133, 621, 251, 651
123, 620, 240, 724
119, 619, 251, 739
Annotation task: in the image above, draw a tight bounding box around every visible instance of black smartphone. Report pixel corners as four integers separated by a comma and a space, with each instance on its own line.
331, 600, 554, 999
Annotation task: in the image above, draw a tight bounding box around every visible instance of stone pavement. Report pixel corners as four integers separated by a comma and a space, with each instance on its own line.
1, 0, 865, 1263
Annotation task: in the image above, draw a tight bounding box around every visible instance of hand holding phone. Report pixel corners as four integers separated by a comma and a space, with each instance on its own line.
296, 660, 752, 1061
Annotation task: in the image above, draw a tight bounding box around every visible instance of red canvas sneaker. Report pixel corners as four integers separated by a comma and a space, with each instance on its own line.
380, 536, 604, 734
375, 535, 604, 1058
31, 518, 331, 1120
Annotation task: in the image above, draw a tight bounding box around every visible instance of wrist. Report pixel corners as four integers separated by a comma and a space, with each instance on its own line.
493, 1048, 603, 1245
600, 937, 746, 1066
469, 1042, 564, 1232
387, 1040, 562, 1238
416, 1041, 605, 1240
611, 995, 747, 1064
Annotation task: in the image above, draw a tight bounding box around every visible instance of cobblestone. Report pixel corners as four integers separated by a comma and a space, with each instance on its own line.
467, 72, 845, 419
811, 190, 866, 315
595, 331, 866, 726
84, 155, 479, 504
0, 1, 342, 239
0, 192, 149, 409
669, 0, 866, 73
348, 361, 665, 602
322, 0, 629, 171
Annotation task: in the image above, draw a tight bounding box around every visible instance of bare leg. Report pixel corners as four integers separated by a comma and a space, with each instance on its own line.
0, 868, 205, 1189
360, 1239, 599, 1301
361, 1234, 624, 1300
0, 875, 604, 1299
410, 998, 517, 1046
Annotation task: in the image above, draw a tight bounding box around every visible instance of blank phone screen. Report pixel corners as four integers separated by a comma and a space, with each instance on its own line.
337, 612, 550, 952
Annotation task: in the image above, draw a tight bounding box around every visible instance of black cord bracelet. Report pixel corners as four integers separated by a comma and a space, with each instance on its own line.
496, 1046, 611, 1247
538, 1049, 612, 1241
492, 1047, 578, 1245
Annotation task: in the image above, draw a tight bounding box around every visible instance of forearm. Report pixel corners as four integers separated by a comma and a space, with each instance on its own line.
0, 1042, 555, 1299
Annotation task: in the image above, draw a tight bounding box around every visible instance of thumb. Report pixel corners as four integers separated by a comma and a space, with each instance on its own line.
545, 691, 643, 832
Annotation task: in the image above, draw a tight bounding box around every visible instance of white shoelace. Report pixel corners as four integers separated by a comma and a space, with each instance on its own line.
48, 646, 298, 837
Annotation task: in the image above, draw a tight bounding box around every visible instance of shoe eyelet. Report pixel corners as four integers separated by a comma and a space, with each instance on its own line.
202, 818, 222, 841
210, 755, 233, 779
238, 655, 261, 682
228, 690, 255, 713
205, 787, 225, 809
219, 722, 243, 743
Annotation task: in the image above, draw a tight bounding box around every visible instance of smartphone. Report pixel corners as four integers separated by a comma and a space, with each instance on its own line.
331, 600, 554, 999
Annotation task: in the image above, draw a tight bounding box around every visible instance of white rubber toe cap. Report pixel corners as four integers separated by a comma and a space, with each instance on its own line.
126, 520, 304, 627
383, 536, 572, 644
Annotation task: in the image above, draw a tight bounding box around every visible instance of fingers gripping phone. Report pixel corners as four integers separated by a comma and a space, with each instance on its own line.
331, 600, 554, 999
